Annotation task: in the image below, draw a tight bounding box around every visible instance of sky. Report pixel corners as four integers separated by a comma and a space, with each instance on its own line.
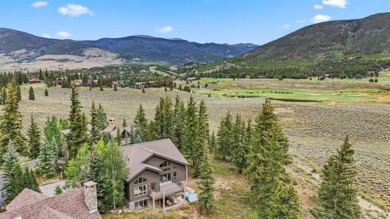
0, 0, 389, 45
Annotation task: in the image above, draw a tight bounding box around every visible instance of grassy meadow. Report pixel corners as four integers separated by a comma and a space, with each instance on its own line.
6, 73, 390, 218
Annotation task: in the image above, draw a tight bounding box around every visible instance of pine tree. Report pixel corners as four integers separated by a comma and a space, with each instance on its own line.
245, 125, 300, 218
44, 116, 66, 157
172, 95, 186, 149
37, 139, 57, 177
232, 115, 248, 174
97, 103, 108, 130
198, 141, 214, 215
27, 115, 41, 159
44, 88, 49, 96
217, 111, 233, 161
69, 87, 81, 125
69, 110, 88, 158
183, 96, 197, 155
29, 86, 35, 100
23, 167, 40, 192
210, 131, 217, 155
193, 100, 209, 177
122, 119, 127, 128
16, 85, 21, 102
318, 136, 360, 219
0, 80, 26, 159
134, 104, 148, 142
90, 100, 101, 145
253, 99, 291, 165
153, 97, 174, 139
55, 185, 63, 195
1, 143, 23, 203
1, 87, 7, 105
245, 100, 300, 218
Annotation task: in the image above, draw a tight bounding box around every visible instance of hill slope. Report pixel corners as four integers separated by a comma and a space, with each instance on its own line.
243, 13, 390, 62
0, 28, 257, 70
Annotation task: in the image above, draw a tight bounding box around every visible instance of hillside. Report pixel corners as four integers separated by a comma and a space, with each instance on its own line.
0, 28, 257, 70
199, 13, 390, 79
243, 13, 390, 61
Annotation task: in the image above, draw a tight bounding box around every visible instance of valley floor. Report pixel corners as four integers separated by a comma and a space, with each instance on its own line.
7, 79, 390, 218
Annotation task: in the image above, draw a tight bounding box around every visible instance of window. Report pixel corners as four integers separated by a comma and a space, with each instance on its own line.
134, 185, 147, 197
159, 161, 171, 168
134, 177, 147, 185
173, 172, 177, 180
134, 199, 148, 210
160, 173, 172, 183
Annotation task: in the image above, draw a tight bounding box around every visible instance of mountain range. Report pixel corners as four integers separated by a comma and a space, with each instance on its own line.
242, 13, 390, 62
0, 28, 257, 71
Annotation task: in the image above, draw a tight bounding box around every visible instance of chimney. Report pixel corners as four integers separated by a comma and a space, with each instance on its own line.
83, 181, 98, 213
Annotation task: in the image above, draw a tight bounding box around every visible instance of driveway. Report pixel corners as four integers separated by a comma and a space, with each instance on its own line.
39, 180, 66, 197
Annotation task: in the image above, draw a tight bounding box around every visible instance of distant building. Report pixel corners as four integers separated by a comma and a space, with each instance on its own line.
28, 78, 42, 84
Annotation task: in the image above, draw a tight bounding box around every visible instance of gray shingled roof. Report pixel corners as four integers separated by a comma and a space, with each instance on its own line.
122, 139, 189, 182
0, 188, 101, 219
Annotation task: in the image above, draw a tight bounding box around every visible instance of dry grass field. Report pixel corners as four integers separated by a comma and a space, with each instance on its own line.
7, 80, 390, 218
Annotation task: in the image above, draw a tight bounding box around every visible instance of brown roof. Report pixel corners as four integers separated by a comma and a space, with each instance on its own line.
5, 188, 48, 211
122, 139, 189, 182
0, 188, 101, 219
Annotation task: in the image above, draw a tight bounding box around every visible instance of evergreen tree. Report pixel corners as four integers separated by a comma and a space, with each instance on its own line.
54, 185, 63, 195
1, 87, 7, 105
1, 144, 23, 203
27, 115, 41, 159
245, 100, 301, 219
232, 115, 248, 174
172, 95, 186, 149
16, 85, 21, 102
193, 100, 209, 177
69, 110, 88, 158
317, 136, 360, 219
217, 111, 233, 161
23, 167, 40, 192
122, 119, 127, 128
210, 131, 217, 155
134, 104, 149, 142
97, 103, 107, 130
69, 87, 81, 125
153, 97, 174, 140
0, 80, 26, 159
44, 88, 49, 96
44, 116, 67, 156
253, 99, 291, 165
29, 86, 35, 100
183, 96, 197, 155
198, 141, 214, 215
37, 138, 57, 177
90, 100, 101, 145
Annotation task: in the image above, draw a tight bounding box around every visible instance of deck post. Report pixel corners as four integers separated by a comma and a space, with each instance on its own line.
163, 190, 166, 211
152, 192, 155, 209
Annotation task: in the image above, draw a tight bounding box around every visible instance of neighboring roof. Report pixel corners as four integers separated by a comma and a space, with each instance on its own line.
122, 139, 189, 182
0, 188, 101, 219
5, 188, 48, 211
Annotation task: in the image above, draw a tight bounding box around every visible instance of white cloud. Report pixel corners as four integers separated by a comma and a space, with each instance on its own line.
311, 14, 332, 23
56, 31, 72, 39
157, 25, 174, 33
314, 4, 323, 10
282, 24, 290, 29
58, 4, 94, 17
322, 0, 348, 8
42, 33, 51, 38
31, 1, 48, 8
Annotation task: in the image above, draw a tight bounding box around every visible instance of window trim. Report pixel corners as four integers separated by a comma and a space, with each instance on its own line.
134, 184, 147, 197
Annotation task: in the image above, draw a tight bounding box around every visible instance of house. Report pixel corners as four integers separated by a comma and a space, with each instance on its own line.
56, 77, 65, 85
112, 81, 119, 89
0, 181, 101, 219
71, 80, 83, 87
122, 139, 189, 211
28, 77, 42, 84
135, 82, 146, 89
